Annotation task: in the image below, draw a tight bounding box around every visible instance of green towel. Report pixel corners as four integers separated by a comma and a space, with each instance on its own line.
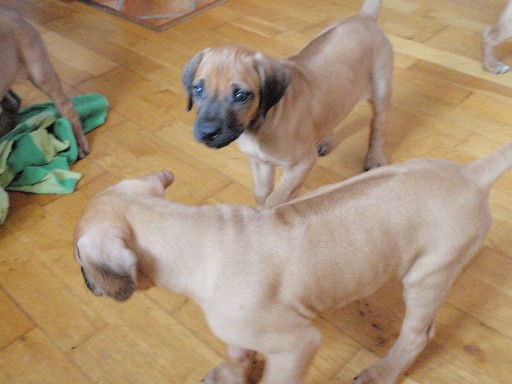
0, 93, 109, 225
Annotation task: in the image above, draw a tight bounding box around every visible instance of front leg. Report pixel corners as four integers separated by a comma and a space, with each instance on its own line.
203, 345, 257, 384
248, 155, 276, 209
264, 152, 316, 209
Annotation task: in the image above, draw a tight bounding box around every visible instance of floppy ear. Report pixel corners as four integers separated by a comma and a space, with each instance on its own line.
141, 170, 175, 196
77, 228, 154, 294
182, 50, 208, 111
107, 232, 155, 291
253, 52, 291, 118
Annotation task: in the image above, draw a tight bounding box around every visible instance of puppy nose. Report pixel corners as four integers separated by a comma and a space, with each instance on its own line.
201, 127, 222, 141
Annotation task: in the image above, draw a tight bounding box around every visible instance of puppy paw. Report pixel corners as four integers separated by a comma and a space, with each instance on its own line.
353, 368, 381, 384
202, 363, 249, 384
76, 139, 91, 159
364, 158, 388, 172
202, 363, 227, 383
354, 364, 398, 384
317, 135, 334, 157
485, 60, 511, 75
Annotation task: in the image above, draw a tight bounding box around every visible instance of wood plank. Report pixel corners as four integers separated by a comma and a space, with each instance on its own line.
0, 328, 90, 384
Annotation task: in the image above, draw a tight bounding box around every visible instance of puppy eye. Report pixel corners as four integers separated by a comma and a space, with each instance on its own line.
192, 84, 204, 97
233, 90, 252, 103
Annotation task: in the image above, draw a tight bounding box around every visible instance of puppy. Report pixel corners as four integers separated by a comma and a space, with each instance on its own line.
483, 0, 512, 74
182, 0, 393, 208
0, 8, 89, 158
74, 143, 512, 383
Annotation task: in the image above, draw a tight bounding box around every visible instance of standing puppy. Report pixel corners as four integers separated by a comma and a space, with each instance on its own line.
483, 0, 512, 74
0, 8, 89, 158
75, 143, 512, 384
183, 0, 393, 208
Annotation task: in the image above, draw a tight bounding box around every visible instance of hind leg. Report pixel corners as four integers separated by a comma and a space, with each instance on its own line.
354, 261, 458, 383
483, 0, 512, 74
365, 47, 393, 171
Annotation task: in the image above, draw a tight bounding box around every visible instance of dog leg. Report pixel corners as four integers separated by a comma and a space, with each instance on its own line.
248, 155, 276, 209
354, 260, 457, 383
203, 346, 257, 384
258, 326, 321, 384
22, 40, 90, 158
364, 58, 392, 171
483, 0, 512, 74
264, 152, 316, 209
0, 90, 21, 137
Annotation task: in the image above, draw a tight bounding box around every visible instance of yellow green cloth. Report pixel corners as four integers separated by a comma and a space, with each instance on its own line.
0, 93, 108, 225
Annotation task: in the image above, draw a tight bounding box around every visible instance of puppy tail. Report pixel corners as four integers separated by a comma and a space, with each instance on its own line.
359, 0, 383, 19
465, 142, 512, 190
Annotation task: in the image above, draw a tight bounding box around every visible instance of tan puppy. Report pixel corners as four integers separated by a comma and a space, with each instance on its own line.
182, 0, 393, 209
0, 8, 89, 158
483, 0, 512, 74
74, 143, 512, 383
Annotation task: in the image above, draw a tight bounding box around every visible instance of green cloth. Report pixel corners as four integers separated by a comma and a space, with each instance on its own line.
0, 93, 108, 225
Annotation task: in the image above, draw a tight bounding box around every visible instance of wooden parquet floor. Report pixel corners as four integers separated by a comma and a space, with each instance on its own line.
1, 0, 512, 383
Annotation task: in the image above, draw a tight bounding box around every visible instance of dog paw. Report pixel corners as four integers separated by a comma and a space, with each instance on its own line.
202, 363, 248, 384
317, 136, 333, 157
485, 61, 511, 75
76, 140, 91, 160
202, 363, 226, 383
353, 369, 380, 384
364, 158, 388, 172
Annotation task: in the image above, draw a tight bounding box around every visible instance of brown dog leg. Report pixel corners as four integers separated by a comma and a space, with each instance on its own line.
30, 67, 90, 158
0, 89, 21, 137
364, 50, 393, 171
18, 17, 90, 158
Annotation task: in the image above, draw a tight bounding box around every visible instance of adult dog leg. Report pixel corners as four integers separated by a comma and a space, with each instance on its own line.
264, 152, 316, 209
483, 0, 512, 74
203, 346, 257, 384
248, 155, 275, 209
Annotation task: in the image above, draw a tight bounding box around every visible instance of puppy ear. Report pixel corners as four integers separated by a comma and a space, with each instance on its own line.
253, 52, 291, 118
182, 50, 207, 111
77, 229, 153, 294
108, 235, 154, 291
141, 170, 174, 196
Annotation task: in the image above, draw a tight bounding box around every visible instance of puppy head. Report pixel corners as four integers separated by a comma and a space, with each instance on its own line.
75, 231, 137, 301
74, 170, 175, 301
182, 45, 291, 148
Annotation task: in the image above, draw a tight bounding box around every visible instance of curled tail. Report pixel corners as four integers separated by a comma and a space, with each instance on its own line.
465, 142, 512, 190
359, 0, 383, 19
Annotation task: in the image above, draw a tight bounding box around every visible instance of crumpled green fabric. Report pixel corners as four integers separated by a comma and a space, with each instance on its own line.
0, 93, 109, 225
